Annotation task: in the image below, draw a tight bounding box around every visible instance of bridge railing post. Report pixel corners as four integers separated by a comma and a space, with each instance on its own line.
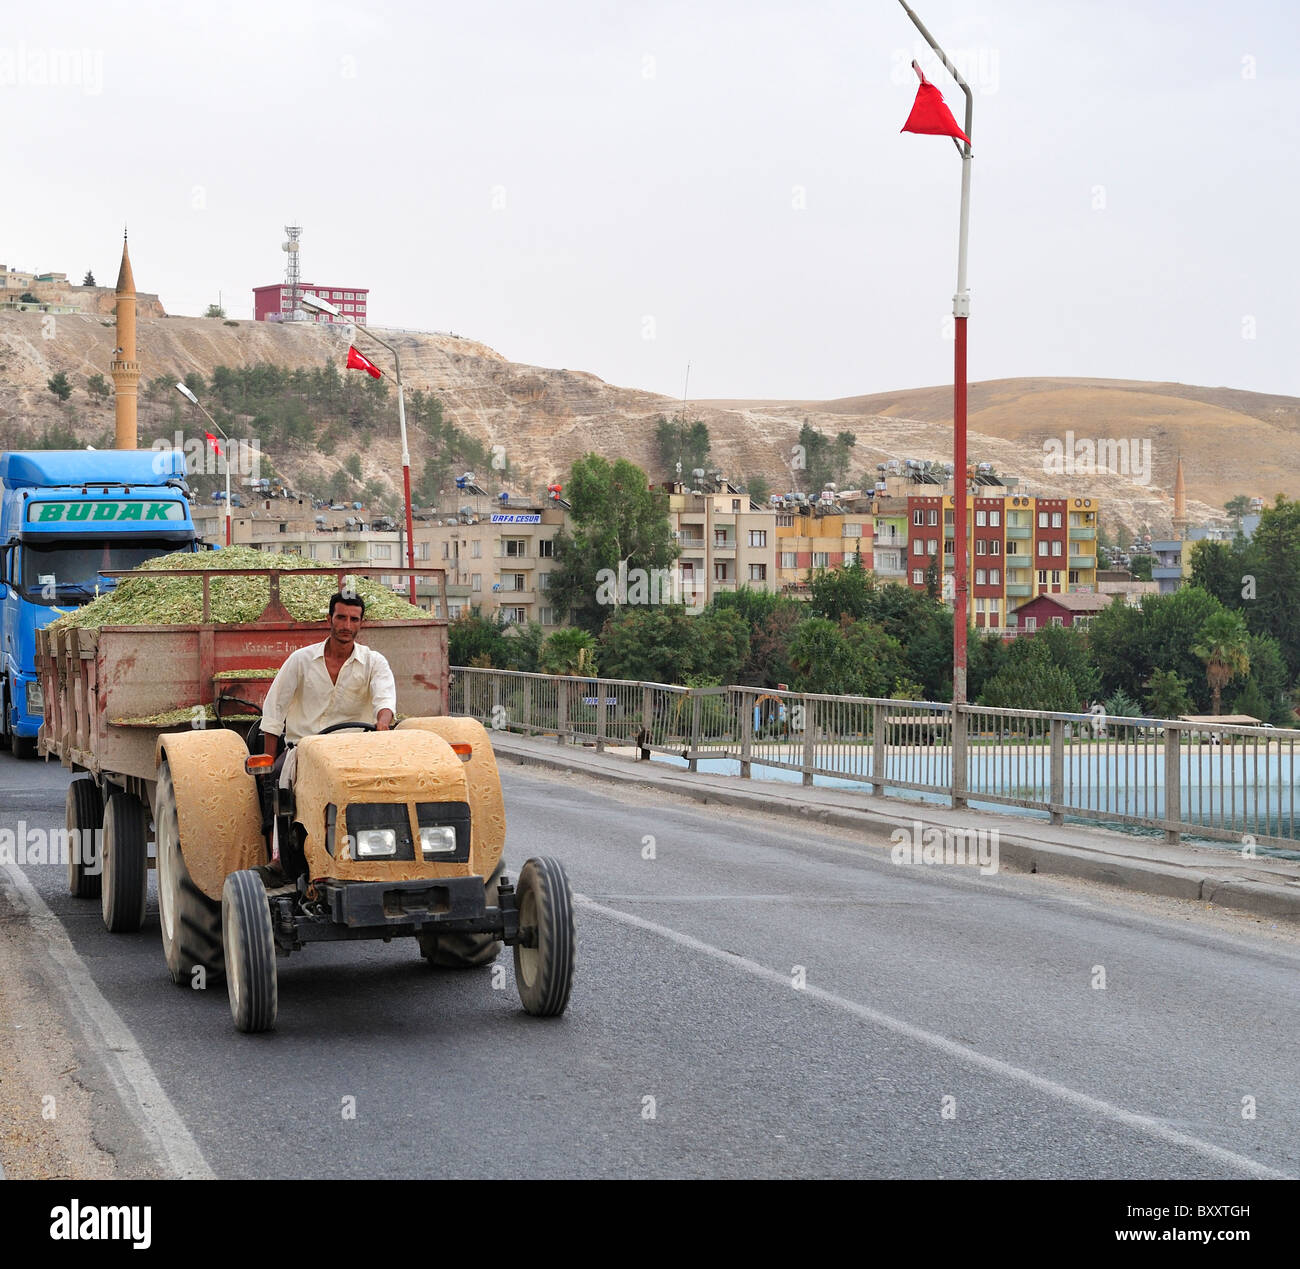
688, 691, 701, 773
801, 695, 815, 787
1048, 716, 1064, 824
596, 679, 607, 754
739, 689, 753, 779
872, 701, 886, 797
1164, 726, 1182, 844
556, 678, 568, 746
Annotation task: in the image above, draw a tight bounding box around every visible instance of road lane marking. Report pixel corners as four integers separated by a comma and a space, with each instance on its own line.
575, 893, 1292, 1180
0, 861, 214, 1180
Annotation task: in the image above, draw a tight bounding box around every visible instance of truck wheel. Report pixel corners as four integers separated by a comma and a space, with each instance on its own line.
222, 869, 277, 1033
66, 777, 103, 899
12, 734, 36, 759
417, 860, 504, 968
100, 792, 149, 933
513, 857, 575, 1017
156, 763, 223, 985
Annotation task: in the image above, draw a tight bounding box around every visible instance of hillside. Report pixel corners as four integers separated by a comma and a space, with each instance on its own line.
1, 310, 1292, 535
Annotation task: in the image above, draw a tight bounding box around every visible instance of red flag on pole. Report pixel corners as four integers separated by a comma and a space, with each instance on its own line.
901, 66, 971, 146
204, 431, 223, 457
346, 346, 383, 379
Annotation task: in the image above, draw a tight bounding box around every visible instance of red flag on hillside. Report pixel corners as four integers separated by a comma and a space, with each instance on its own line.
901, 65, 971, 146
347, 345, 383, 379
204, 431, 223, 457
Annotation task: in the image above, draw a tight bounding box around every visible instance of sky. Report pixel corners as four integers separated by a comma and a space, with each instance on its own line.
6, 0, 1297, 402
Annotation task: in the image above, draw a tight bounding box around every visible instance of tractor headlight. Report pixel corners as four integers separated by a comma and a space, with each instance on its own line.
419, 825, 458, 857
354, 828, 398, 858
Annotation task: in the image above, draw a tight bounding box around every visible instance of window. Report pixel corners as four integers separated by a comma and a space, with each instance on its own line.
732, 499, 741, 512
503, 607, 527, 624
330, 544, 342, 560
989, 510, 1001, 527
372, 544, 392, 559
843, 550, 859, 568
537, 571, 550, 591
812, 552, 829, 569
1052, 570, 1062, 585
1051, 512, 1062, 528
503, 573, 526, 592
842, 523, 861, 538
1038, 570, 1048, 585
1051, 616, 1065, 627
1038, 511, 1048, 528
538, 538, 554, 558
448, 603, 463, 620
990, 569, 1000, 585
749, 563, 767, 581
1068, 570, 1079, 586
441, 541, 450, 559
976, 540, 987, 555
912, 569, 924, 585
975, 569, 986, 585
927, 509, 939, 526
471, 540, 482, 558
333, 291, 342, 299
1051, 540, 1063, 556
472, 574, 482, 591
1038, 541, 1049, 557
988, 601, 1000, 622
713, 562, 731, 581
748, 530, 767, 547
928, 539, 938, 555
913, 540, 924, 556
780, 551, 797, 568
944, 510, 955, 526
777, 514, 794, 528
990, 539, 1001, 556
414, 542, 429, 560
714, 530, 732, 548
539, 606, 556, 626
1024, 616, 1037, 631
913, 510, 925, 526
975, 597, 985, 613
504, 538, 527, 557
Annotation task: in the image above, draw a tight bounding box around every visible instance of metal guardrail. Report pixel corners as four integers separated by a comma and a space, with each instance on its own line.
450, 668, 1300, 852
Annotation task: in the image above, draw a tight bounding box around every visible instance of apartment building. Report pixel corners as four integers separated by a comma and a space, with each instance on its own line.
773, 502, 874, 597
666, 484, 777, 606
900, 491, 1100, 631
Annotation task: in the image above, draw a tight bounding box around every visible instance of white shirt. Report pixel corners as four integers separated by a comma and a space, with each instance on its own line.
261, 639, 397, 743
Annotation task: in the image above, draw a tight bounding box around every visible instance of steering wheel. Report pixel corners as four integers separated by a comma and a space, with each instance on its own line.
317, 721, 378, 735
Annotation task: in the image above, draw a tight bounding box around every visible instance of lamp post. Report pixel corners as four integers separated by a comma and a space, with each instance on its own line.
175, 382, 232, 546
301, 294, 417, 604
897, 0, 974, 705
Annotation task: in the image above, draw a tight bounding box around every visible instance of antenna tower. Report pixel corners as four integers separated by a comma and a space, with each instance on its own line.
283, 224, 303, 321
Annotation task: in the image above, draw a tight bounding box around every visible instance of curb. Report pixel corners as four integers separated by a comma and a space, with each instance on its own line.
493, 740, 1300, 926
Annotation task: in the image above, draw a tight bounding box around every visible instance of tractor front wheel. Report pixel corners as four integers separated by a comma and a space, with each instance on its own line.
417, 860, 504, 968
513, 857, 575, 1017
222, 869, 277, 1033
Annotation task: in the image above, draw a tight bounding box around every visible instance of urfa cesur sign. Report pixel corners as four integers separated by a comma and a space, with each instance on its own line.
490, 513, 541, 524
28, 500, 186, 523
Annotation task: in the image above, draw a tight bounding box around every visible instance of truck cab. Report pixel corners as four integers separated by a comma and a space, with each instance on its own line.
0, 449, 198, 756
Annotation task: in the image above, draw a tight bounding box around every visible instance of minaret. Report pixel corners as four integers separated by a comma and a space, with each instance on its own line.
111, 232, 139, 449
1172, 456, 1189, 539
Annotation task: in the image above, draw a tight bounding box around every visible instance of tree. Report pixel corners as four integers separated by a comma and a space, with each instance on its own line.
545, 454, 678, 634
746, 474, 770, 506
345, 453, 364, 480
82, 270, 96, 287
328, 469, 350, 501
19, 292, 39, 305
1143, 669, 1192, 719
978, 638, 1080, 712
203, 303, 227, 318
1128, 554, 1153, 581
86, 373, 110, 400
1192, 610, 1251, 716
596, 606, 748, 686
809, 559, 876, 622
1224, 494, 1252, 529
539, 628, 597, 676
502, 622, 545, 673
654, 415, 711, 481
47, 371, 72, 402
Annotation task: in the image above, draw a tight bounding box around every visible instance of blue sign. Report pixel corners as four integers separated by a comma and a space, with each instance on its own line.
491, 513, 541, 524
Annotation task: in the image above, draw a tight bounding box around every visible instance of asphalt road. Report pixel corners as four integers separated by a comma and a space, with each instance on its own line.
2, 748, 1297, 1180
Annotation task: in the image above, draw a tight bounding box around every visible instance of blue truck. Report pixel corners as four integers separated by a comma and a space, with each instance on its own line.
0, 450, 198, 757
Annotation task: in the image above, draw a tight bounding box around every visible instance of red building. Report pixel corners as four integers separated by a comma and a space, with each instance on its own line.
1011, 592, 1111, 632
253, 284, 369, 324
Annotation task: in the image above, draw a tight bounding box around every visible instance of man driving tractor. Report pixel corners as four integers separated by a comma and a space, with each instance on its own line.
260, 591, 397, 778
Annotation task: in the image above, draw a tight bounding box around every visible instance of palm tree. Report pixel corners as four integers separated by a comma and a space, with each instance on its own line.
1192, 612, 1251, 716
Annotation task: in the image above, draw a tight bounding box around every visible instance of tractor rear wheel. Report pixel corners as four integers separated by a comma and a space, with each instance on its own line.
66, 777, 103, 900
513, 857, 575, 1017
156, 762, 224, 985
222, 869, 277, 1033
417, 860, 504, 968
100, 792, 149, 933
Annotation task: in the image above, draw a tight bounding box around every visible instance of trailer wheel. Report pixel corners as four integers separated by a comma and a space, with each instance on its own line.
100, 792, 149, 933
66, 777, 103, 899
156, 762, 224, 985
513, 857, 575, 1017
222, 870, 277, 1034
417, 860, 504, 968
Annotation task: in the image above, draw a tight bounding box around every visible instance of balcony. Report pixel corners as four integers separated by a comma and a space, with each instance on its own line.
676, 533, 705, 548
1006, 526, 1031, 540
1006, 583, 1032, 597
1069, 526, 1096, 539
1068, 554, 1096, 569
1151, 566, 1184, 581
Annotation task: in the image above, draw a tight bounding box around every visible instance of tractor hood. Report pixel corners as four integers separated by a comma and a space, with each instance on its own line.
294, 730, 472, 884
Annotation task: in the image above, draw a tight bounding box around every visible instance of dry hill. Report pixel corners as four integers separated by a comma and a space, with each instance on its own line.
1, 310, 1292, 536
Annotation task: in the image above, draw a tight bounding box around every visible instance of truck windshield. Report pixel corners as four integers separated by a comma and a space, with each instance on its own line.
19, 539, 182, 606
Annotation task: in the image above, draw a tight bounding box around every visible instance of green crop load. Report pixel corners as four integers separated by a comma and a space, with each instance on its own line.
46, 546, 428, 630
